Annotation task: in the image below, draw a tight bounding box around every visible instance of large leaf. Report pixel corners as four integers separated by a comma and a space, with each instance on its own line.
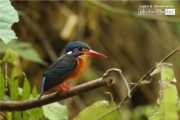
22, 111, 29, 120
149, 63, 179, 120
73, 100, 120, 120
43, 102, 68, 120
13, 111, 21, 120
21, 74, 30, 100
32, 86, 38, 98
29, 107, 44, 120
0, 0, 19, 44
9, 67, 19, 101
0, 41, 47, 65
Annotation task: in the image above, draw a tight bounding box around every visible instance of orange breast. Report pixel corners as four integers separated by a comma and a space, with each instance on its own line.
63, 57, 86, 83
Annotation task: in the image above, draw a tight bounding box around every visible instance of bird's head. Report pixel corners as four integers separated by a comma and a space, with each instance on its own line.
65, 41, 107, 58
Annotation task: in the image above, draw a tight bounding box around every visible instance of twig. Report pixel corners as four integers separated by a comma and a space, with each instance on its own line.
105, 92, 113, 102
96, 48, 179, 118
0, 71, 116, 111
103, 68, 131, 98
118, 47, 179, 107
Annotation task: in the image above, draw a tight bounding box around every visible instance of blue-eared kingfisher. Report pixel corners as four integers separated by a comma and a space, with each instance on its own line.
38, 41, 107, 99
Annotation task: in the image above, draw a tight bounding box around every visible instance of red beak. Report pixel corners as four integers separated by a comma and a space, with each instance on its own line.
83, 49, 107, 58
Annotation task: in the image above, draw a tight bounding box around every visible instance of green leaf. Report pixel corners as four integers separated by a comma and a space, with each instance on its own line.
17, 47, 47, 65
73, 100, 120, 120
1, 48, 18, 65
13, 111, 21, 120
6, 112, 12, 120
9, 67, 19, 101
133, 105, 152, 120
29, 107, 44, 120
0, 67, 5, 99
43, 102, 68, 120
0, 41, 48, 66
18, 87, 23, 95
32, 86, 38, 98
149, 63, 179, 120
37, 107, 44, 119
10, 66, 18, 81
0, 0, 19, 44
22, 111, 29, 120
21, 74, 30, 100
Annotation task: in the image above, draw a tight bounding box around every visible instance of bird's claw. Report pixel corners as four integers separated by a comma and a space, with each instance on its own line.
58, 84, 71, 91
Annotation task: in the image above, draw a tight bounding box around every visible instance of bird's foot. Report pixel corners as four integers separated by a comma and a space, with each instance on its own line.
58, 84, 71, 91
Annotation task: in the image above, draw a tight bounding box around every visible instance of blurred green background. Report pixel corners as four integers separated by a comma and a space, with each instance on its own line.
4, 1, 180, 119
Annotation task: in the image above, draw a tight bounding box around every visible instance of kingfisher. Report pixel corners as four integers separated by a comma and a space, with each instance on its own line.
38, 41, 107, 99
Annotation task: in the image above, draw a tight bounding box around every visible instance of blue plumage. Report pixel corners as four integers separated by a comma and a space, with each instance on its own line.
38, 41, 106, 99
38, 77, 46, 99
38, 41, 88, 99
66, 41, 90, 53
38, 54, 78, 99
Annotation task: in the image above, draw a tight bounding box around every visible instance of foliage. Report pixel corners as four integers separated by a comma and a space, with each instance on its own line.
0, 0, 47, 65
0, 0, 66, 119
132, 105, 153, 120
149, 63, 179, 120
43, 102, 68, 120
0, 48, 68, 120
73, 100, 120, 120
73, 63, 179, 120
0, 0, 19, 44
0, 41, 48, 65
0, 49, 44, 119
9, 67, 19, 101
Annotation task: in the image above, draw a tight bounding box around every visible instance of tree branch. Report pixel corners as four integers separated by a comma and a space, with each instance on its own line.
0, 70, 116, 111
1, 48, 179, 111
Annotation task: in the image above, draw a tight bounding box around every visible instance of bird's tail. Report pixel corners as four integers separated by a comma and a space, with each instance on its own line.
38, 77, 46, 99
38, 89, 44, 99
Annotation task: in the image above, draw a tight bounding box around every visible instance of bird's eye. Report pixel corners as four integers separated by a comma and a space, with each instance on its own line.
77, 47, 83, 51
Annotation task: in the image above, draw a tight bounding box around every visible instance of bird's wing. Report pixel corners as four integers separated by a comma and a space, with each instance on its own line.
43, 55, 78, 91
